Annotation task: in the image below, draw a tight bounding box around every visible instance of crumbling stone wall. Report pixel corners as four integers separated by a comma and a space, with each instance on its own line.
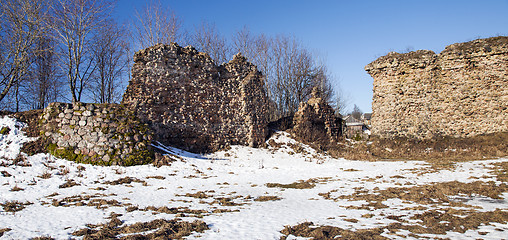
122, 43, 269, 153
365, 36, 508, 139
41, 102, 153, 166
291, 88, 341, 146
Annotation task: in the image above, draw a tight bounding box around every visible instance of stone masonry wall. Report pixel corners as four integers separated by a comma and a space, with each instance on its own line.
41, 102, 154, 166
292, 87, 341, 146
365, 36, 508, 139
122, 43, 268, 153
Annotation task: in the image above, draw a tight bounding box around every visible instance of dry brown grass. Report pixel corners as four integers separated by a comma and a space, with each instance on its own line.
73, 215, 208, 239
321, 181, 508, 205
38, 170, 52, 179
266, 180, 316, 189
0, 228, 11, 237
0, 200, 32, 212
1, 170, 11, 177
281, 208, 508, 239
254, 195, 282, 202
10, 185, 24, 192
369, 132, 508, 161
58, 179, 79, 188
103, 177, 146, 185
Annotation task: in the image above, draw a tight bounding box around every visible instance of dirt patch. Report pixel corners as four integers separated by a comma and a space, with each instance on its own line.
73, 214, 208, 239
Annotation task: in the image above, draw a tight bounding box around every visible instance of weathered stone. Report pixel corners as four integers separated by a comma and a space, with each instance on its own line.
365, 36, 508, 139
122, 43, 268, 153
292, 87, 342, 146
41, 102, 154, 166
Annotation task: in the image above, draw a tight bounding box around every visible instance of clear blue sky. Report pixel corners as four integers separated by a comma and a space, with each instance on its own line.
114, 0, 508, 113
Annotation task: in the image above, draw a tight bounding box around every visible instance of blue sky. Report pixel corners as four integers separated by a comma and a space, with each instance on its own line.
114, 0, 508, 113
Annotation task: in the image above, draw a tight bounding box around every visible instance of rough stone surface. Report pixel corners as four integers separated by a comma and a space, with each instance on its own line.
291, 88, 341, 146
122, 43, 269, 153
41, 102, 153, 166
365, 36, 508, 140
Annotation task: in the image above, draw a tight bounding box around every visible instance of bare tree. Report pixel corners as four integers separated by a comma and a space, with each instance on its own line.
191, 21, 231, 64
269, 35, 318, 117
0, 0, 47, 107
49, 0, 114, 103
89, 19, 130, 103
351, 104, 363, 119
21, 35, 62, 110
133, 0, 182, 50
332, 87, 351, 116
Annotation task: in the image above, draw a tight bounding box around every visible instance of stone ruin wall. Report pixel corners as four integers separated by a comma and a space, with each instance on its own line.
365, 36, 508, 140
122, 43, 269, 153
41, 102, 153, 165
291, 88, 342, 145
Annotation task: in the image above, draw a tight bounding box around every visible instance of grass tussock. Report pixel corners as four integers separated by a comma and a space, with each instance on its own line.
1, 200, 32, 212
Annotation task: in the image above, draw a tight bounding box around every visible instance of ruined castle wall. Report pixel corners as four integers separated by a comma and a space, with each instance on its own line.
365, 37, 508, 139
41, 102, 153, 165
122, 43, 268, 153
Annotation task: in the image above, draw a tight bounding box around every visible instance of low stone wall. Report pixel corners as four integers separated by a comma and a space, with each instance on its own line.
41, 102, 154, 166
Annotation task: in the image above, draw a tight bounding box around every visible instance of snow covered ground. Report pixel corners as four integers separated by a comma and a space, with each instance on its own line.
0, 116, 507, 239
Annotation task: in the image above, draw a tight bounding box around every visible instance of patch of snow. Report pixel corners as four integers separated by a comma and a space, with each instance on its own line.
0, 117, 506, 239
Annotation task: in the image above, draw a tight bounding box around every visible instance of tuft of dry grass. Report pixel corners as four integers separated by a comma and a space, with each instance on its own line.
10, 185, 24, 192
58, 179, 79, 188
38, 170, 52, 179
103, 177, 146, 185
0, 228, 11, 237
0, 200, 32, 212
73, 215, 208, 239
254, 195, 282, 202
266, 180, 316, 189
1, 170, 11, 177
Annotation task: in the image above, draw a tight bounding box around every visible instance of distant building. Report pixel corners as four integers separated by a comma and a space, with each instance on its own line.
361, 113, 372, 127
343, 115, 368, 138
